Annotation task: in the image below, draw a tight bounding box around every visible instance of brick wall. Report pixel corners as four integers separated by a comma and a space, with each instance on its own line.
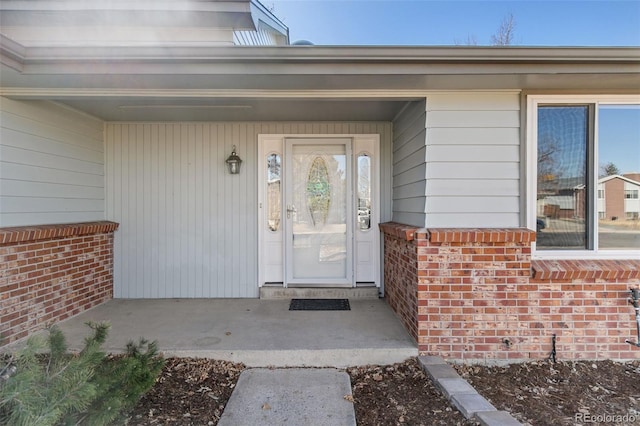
380, 222, 640, 362
0, 222, 119, 347
379, 224, 425, 342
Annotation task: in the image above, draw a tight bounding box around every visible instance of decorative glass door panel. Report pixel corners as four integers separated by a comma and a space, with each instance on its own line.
285, 139, 352, 285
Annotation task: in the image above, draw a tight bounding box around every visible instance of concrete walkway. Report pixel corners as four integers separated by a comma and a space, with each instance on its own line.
31, 298, 417, 367
214, 356, 522, 426
218, 369, 356, 426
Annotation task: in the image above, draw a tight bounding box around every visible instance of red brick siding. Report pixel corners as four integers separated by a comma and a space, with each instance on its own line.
529, 259, 639, 360
380, 222, 640, 361
0, 222, 118, 347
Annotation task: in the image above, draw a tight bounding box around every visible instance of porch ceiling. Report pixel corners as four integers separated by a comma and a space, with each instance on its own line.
42, 97, 412, 122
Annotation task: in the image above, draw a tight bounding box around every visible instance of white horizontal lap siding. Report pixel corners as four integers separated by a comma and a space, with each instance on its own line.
0, 98, 104, 226
106, 122, 392, 299
233, 28, 280, 46
625, 182, 640, 214
392, 100, 427, 227
425, 92, 521, 228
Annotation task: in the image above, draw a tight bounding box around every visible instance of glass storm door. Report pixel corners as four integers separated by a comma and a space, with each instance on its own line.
284, 139, 353, 286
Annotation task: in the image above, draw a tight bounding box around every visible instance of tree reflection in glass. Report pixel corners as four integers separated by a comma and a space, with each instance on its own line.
267, 153, 281, 232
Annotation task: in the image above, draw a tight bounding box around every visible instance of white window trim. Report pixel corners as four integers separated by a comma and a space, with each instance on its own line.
526, 94, 640, 260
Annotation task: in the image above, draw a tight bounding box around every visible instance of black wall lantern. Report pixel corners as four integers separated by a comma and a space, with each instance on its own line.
225, 145, 242, 174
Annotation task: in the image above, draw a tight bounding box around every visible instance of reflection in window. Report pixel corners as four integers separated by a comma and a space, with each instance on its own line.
357, 153, 371, 230
536, 106, 589, 250
598, 104, 640, 249
306, 157, 331, 227
535, 103, 640, 251
267, 153, 281, 232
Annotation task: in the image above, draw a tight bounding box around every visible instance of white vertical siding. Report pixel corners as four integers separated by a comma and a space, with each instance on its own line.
106, 122, 392, 298
425, 92, 521, 228
392, 100, 427, 227
0, 98, 104, 226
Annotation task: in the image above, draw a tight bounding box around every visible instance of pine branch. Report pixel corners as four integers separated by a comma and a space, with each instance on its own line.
0, 354, 16, 381
1, 322, 162, 426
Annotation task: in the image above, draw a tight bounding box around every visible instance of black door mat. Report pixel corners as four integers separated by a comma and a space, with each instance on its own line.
289, 298, 351, 311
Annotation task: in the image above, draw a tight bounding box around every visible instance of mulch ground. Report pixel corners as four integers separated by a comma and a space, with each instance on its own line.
126, 357, 640, 426
127, 358, 244, 425
455, 359, 640, 426
347, 359, 475, 425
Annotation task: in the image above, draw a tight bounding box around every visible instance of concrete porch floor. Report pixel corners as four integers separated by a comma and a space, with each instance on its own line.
50, 298, 417, 367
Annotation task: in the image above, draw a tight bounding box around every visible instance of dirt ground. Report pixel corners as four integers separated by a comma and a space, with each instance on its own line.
126, 357, 640, 426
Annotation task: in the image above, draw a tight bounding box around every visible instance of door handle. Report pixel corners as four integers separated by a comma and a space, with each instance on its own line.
286, 204, 297, 219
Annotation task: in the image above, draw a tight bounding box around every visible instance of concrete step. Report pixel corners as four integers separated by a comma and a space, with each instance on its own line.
259, 286, 380, 300
43, 299, 417, 368
163, 347, 417, 368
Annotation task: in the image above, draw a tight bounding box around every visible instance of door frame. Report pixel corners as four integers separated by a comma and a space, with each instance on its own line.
257, 134, 380, 288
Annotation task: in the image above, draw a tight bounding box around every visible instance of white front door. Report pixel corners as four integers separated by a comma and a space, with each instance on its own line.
258, 134, 380, 288
285, 138, 353, 285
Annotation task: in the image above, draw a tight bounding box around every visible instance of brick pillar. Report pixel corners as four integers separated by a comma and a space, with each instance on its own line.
0, 221, 119, 347
379, 223, 426, 343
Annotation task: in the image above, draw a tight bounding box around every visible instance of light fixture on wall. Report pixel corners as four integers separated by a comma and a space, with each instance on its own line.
226, 145, 242, 174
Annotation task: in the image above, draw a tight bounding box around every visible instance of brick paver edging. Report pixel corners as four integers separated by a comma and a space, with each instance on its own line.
418, 356, 522, 426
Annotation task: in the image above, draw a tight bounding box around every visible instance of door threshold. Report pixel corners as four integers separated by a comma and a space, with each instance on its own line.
259, 286, 379, 300
287, 283, 353, 288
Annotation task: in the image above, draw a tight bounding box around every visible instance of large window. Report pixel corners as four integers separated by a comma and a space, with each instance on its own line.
529, 96, 640, 255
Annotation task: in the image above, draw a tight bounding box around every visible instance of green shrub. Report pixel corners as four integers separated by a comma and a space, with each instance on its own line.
0, 322, 164, 426
79, 338, 164, 425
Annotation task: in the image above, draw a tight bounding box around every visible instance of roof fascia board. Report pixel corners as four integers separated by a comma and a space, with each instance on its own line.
0, 88, 439, 99
0, 1, 250, 13
0, 10, 255, 29
0, 89, 527, 101
250, 0, 288, 36
11, 62, 640, 78
8, 45, 640, 64
0, 34, 25, 71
